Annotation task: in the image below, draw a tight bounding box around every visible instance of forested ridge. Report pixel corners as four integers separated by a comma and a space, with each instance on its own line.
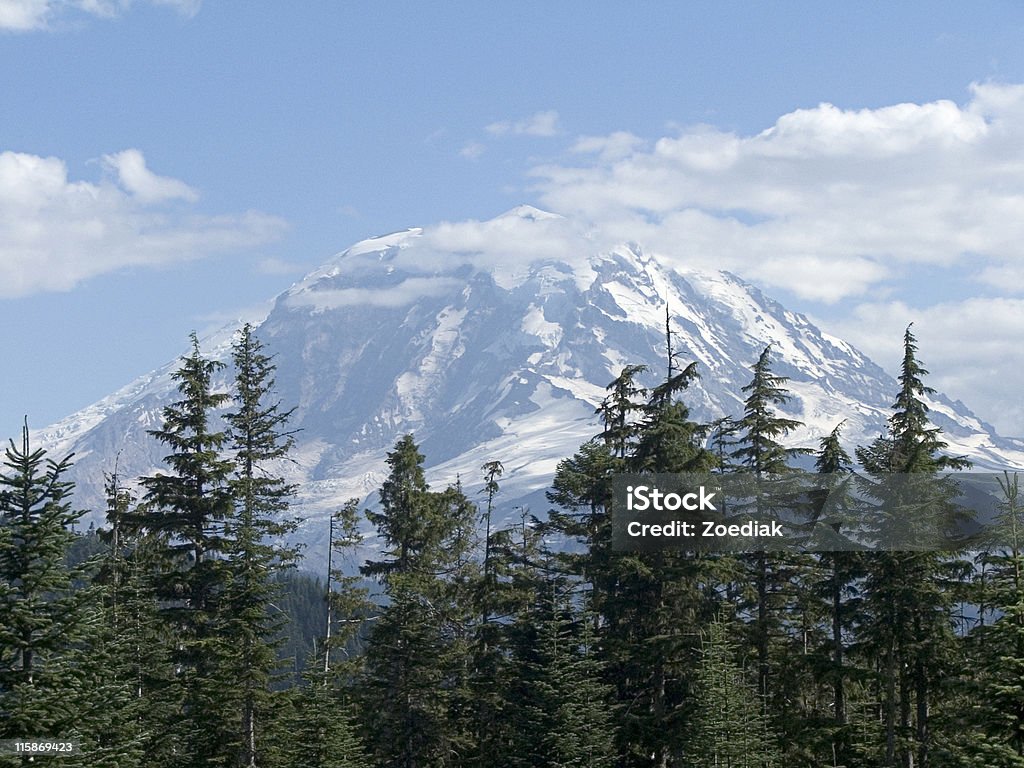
1, 320, 1022, 768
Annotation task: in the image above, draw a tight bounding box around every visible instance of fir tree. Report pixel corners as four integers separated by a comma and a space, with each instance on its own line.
0, 423, 89, 763
965, 472, 1024, 766
267, 500, 371, 768
806, 422, 866, 765
548, 324, 729, 766
730, 345, 807, 703
597, 365, 648, 459
513, 583, 616, 768
359, 435, 477, 768
78, 472, 170, 768
466, 460, 507, 768
855, 325, 971, 768
613, 329, 718, 766
222, 323, 301, 768
324, 498, 370, 676
684, 617, 781, 768
270, 660, 368, 768
731, 345, 806, 478
136, 333, 237, 766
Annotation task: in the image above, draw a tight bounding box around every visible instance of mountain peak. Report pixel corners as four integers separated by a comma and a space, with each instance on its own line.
497, 205, 563, 222
35, 214, 1024, 557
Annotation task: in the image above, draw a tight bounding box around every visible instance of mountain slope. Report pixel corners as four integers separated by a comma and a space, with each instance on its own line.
36, 208, 1024, 557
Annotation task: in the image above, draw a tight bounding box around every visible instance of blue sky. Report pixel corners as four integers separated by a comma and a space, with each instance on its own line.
2, 1, 1024, 437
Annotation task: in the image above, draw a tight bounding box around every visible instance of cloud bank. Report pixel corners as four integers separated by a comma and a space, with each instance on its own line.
532, 83, 1024, 305
0, 149, 284, 296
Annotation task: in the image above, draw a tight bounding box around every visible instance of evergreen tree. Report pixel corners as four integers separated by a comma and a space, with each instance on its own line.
965, 472, 1024, 766
465, 460, 507, 768
479, 459, 503, 622
597, 365, 648, 459
270, 661, 368, 768
684, 617, 781, 768
511, 582, 616, 768
78, 472, 171, 768
613, 335, 719, 766
359, 435, 477, 768
802, 422, 867, 766
324, 498, 371, 676
0, 423, 89, 763
730, 345, 807, 702
222, 323, 301, 768
267, 500, 371, 768
547, 322, 727, 766
731, 345, 806, 478
855, 324, 971, 768
136, 333, 237, 766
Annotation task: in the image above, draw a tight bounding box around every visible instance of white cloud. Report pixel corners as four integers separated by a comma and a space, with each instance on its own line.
0, 149, 285, 297
459, 142, 485, 160
486, 110, 561, 137
102, 149, 198, 203
571, 131, 645, 161
0, 0, 198, 30
417, 207, 598, 289
532, 82, 1024, 305
0, 0, 49, 29
288, 277, 464, 311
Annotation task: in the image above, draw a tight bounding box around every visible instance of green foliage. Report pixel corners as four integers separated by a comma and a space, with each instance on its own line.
730, 344, 807, 706
684, 617, 781, 768
597, 364, 648, 459
358, 434, 478, 767
731, 345, 807, 477
854, 325, 973, 768
269, 668, 369, 768
222, 322, 303, 767
0, 319, 1008, 768
0, 424, 89, 747
965, 472, 1024, 765
510, 586, 616, 768
133, 334, 239, 765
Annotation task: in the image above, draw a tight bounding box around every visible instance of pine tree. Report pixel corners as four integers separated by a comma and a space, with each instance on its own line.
265, 499, 371, 768
512, 582, 616, 768
136, 333, 237, 766
270, 662, 368, 768
74, 472, 170, 768
548, 322, 736, 766
0, 424, 89, 766
324, 498, 371, 676
730, 345, 807, 703
597, 365, 648, 459
358, 435, 477, 768
684, 617, 781, 768
222, 323, 301, 768
613, 328, 719, 766
731, 345, 806, 478
805, 422, 867, 765
465, 460, 507, 768
855, 325, 971, 768
965, 472, 1024, 766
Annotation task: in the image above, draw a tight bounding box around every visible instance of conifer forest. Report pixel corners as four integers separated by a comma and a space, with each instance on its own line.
2, 321, 1023, 768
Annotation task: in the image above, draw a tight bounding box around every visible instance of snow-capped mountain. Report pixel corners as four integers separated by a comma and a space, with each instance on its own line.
36, 207, 1024, 559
